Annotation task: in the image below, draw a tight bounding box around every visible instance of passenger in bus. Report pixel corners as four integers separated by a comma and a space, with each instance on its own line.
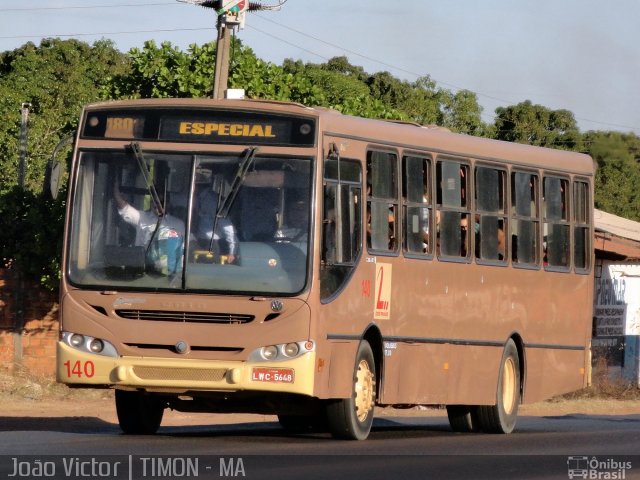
498, 225, 506, 259
113, 182, 185, 246
366, 207, 396, 250
113, 182, 185, 275
194, 186, 239, 264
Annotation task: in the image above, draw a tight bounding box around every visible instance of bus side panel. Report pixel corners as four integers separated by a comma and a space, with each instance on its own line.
325, 340, 359, 398
379, 343, 449, 405
522, 348, 588, 403
446, 345, 502, 405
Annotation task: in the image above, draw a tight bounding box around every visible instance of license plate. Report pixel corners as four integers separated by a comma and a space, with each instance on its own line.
251, 367, 295, 383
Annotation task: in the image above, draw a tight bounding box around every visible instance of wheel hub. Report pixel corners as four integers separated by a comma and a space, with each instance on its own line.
354, 359, 375, 422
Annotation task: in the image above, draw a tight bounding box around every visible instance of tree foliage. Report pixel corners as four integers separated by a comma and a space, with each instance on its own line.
0, 39, 127, 287
493, 100, 582, 150
0, 38, 129, 194
585, 131, 640, 220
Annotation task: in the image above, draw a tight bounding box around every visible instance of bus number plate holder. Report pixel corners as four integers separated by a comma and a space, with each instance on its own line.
251, 367, 295, 383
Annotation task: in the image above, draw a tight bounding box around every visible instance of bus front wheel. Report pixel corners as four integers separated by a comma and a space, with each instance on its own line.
476, 339, 520, 434
326, 340, 376, 440
115, 390, 165, 435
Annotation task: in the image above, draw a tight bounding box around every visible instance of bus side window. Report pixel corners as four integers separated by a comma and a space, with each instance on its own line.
475, 166, 507, 262
543, 176, 570, 269
510, 171, 539, 265
321, 157, 362, 300
367, 151, 398, 252
436, 160, 470, 258
573, 180, 591, 271
403, 155, 432, 255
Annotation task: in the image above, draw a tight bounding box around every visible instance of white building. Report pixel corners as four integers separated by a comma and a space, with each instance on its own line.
593, 209, 640, 385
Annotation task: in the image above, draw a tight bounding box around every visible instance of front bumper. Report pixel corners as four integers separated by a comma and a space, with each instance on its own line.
56, 341, 316, 397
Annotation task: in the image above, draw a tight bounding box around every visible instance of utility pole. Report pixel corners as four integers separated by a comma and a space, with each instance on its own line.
15, 102, 31, 370
177, 0, 287, 99
212, 17, 233, 99
18, 103, 31, 189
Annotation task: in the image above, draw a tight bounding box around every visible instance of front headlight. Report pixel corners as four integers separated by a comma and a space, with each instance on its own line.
61, 331, 118, 357
249, 340, 314, 363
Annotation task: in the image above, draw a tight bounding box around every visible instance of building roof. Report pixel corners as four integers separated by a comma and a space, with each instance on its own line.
594, 209, 640, 260
595, 209, 640, 243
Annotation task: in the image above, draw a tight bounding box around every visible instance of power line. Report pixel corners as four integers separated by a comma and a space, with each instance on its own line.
0, 2, 177, 12
0, 27, 212, 41
251, 14, 640, 133
252, 14, 512, 104
247, 24, 328, 62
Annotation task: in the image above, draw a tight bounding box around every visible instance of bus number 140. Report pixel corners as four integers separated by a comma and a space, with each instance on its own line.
63, 360, 95, 378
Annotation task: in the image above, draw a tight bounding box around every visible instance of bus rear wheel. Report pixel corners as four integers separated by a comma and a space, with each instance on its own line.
476, 339, 520, 434
326, 340, 376, 440
115, 390, 165, 435
446, 405, 479, 432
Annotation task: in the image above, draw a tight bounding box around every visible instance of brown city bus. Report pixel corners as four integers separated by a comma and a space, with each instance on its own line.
56, 98, 594, 440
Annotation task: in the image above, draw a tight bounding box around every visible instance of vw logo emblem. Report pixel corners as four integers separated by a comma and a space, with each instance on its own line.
271, 299, 284, 312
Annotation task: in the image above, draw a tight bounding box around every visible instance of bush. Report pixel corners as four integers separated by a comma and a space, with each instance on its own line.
0, 187, 65, 290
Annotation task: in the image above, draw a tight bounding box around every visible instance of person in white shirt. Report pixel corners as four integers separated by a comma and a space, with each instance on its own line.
114, 183, 185, 274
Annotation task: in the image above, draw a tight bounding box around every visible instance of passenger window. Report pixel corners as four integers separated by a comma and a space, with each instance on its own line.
573, 181, 590, 271
475, 166, 507, 262
367, 151, 398, 252
437, 160, 470, 258
510, 171, 539, 265
543, 176, 570, 269
403, 156, 432, 255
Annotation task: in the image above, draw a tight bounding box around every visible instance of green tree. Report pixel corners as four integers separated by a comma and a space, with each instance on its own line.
493, 100, 582, 150
0, 38, 126, 287
585, 131, 640, 220
107, 39, 325, 105
0, 38, 129, 194
0, 186, 66, 289
440, 89, 486, 136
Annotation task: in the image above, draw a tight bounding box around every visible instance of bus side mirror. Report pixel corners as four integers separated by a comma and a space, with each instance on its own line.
47, 136, 73, 199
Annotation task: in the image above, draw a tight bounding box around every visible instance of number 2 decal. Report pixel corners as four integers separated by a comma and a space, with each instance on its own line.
374, 263, 392, 320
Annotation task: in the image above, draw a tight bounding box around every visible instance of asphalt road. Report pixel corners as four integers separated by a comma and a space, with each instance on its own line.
1, 414, 639, 479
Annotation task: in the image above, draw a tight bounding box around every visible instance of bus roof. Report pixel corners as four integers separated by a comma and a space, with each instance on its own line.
84, 98, 595, 176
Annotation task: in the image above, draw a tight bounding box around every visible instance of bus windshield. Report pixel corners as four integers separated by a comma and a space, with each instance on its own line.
67, 148, 312, 295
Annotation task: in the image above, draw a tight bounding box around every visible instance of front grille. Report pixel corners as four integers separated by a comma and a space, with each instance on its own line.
116, 309, 254, 324
132, 366, 227, 382
124, 343, 243, 354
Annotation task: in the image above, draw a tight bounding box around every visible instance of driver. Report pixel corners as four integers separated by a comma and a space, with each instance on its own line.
194, 185, 239, 264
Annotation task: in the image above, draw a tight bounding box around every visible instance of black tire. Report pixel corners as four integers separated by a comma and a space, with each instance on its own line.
277, 413, 327, 434
115, 390, 165, 435
476, 339, 521, 434
446, 405, 479, 433
326, 340, 376, 440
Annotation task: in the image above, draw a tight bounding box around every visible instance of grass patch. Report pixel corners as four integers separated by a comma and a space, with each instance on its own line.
552, 368, 640, 401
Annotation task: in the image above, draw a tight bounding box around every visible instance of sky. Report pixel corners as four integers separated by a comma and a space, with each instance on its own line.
1, 0, 639, 134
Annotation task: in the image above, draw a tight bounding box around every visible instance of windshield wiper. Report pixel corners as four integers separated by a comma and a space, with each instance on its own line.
208, 147, 258, 253
129, 142, 165, 217
218, 147, 258, 219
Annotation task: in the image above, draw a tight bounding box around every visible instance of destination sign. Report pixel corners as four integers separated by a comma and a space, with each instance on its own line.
81, 107, 316, 147
161, 117, 288, 143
